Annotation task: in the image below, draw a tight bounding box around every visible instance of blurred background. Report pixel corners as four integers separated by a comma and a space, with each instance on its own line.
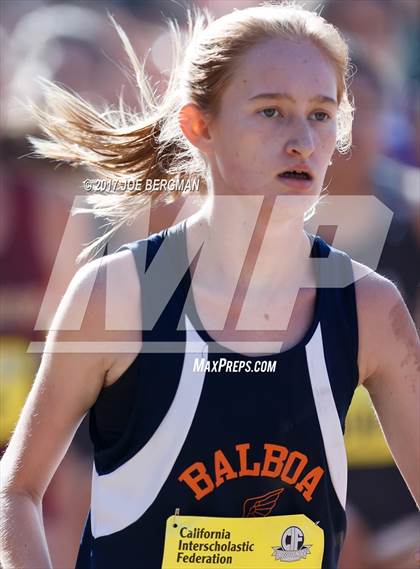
0, 1, 419, 567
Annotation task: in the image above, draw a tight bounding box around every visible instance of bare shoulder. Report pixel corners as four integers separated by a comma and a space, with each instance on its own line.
91, 247, 140, 324
79, 247, 142, 386
351, 259, 402, 315
351, 259, 419, 387
75, 247, 139, 303
102, 248, 143, 386
49, 247, 142, 388
350, 261, 420, 505
57, 248, 140, 336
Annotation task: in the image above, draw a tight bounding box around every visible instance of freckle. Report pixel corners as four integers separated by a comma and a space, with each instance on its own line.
405, 374, 418, 394
264, 313, 269, 320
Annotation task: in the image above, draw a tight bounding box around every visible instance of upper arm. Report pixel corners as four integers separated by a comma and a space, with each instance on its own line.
355, 265, 420, 505
0, 249, 141, 501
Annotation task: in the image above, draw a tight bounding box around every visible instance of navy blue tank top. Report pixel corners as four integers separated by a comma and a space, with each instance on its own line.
76, 220, 359, 569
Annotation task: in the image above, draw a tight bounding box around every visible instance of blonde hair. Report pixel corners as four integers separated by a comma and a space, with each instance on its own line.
28, 1, 354, 261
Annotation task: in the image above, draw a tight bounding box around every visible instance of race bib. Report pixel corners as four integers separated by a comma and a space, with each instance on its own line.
162, 513, 324, 568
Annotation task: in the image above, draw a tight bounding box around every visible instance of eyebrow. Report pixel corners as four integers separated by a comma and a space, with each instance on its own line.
248, 93, 338, 106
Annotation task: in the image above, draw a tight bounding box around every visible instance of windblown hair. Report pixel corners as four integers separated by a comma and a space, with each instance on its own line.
28, 1, 354, 261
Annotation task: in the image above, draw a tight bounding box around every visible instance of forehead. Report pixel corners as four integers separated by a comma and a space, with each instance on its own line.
227, 38, 337, 101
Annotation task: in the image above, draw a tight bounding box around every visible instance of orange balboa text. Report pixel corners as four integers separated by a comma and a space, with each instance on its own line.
178, 443, 324, 502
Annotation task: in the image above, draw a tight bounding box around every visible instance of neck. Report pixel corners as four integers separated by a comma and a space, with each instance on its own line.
186, 193, 313, 296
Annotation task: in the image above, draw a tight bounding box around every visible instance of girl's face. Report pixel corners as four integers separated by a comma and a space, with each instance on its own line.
206, 38, 339, 202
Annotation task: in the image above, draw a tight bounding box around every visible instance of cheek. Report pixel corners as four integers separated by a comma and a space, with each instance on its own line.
214, 143, 258, 185
320, 121, 338, 156
327, 119, 338, 142
212, 120, 266, 177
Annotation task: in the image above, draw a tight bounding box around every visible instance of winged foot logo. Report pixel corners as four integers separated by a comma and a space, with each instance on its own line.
242, 488, 285, 517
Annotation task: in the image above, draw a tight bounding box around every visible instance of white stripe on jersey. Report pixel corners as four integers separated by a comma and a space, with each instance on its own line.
90, 315, 208, 538
306, 324, 347, 510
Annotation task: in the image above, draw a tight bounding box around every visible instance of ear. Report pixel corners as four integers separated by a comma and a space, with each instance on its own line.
179, 103, 212, 154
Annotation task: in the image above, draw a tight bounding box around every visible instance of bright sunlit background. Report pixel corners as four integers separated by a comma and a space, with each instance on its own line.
1, 1, 419, 568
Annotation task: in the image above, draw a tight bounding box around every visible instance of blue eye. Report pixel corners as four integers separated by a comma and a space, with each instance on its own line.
259, 108, 280, 118
312, 111, 330, 122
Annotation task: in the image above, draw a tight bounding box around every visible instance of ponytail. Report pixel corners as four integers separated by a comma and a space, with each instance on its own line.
27, 13, 208, 262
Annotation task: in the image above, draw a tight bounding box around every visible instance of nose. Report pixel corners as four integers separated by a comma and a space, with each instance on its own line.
285, 119, 315, 159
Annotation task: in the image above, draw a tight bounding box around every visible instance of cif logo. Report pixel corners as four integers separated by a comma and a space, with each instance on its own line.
272, 525, 312, 562
282, 526, 304, 551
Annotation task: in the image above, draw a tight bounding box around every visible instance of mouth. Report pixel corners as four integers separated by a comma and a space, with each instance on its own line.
276, 168, 315, 192
277, 168, 314, 181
